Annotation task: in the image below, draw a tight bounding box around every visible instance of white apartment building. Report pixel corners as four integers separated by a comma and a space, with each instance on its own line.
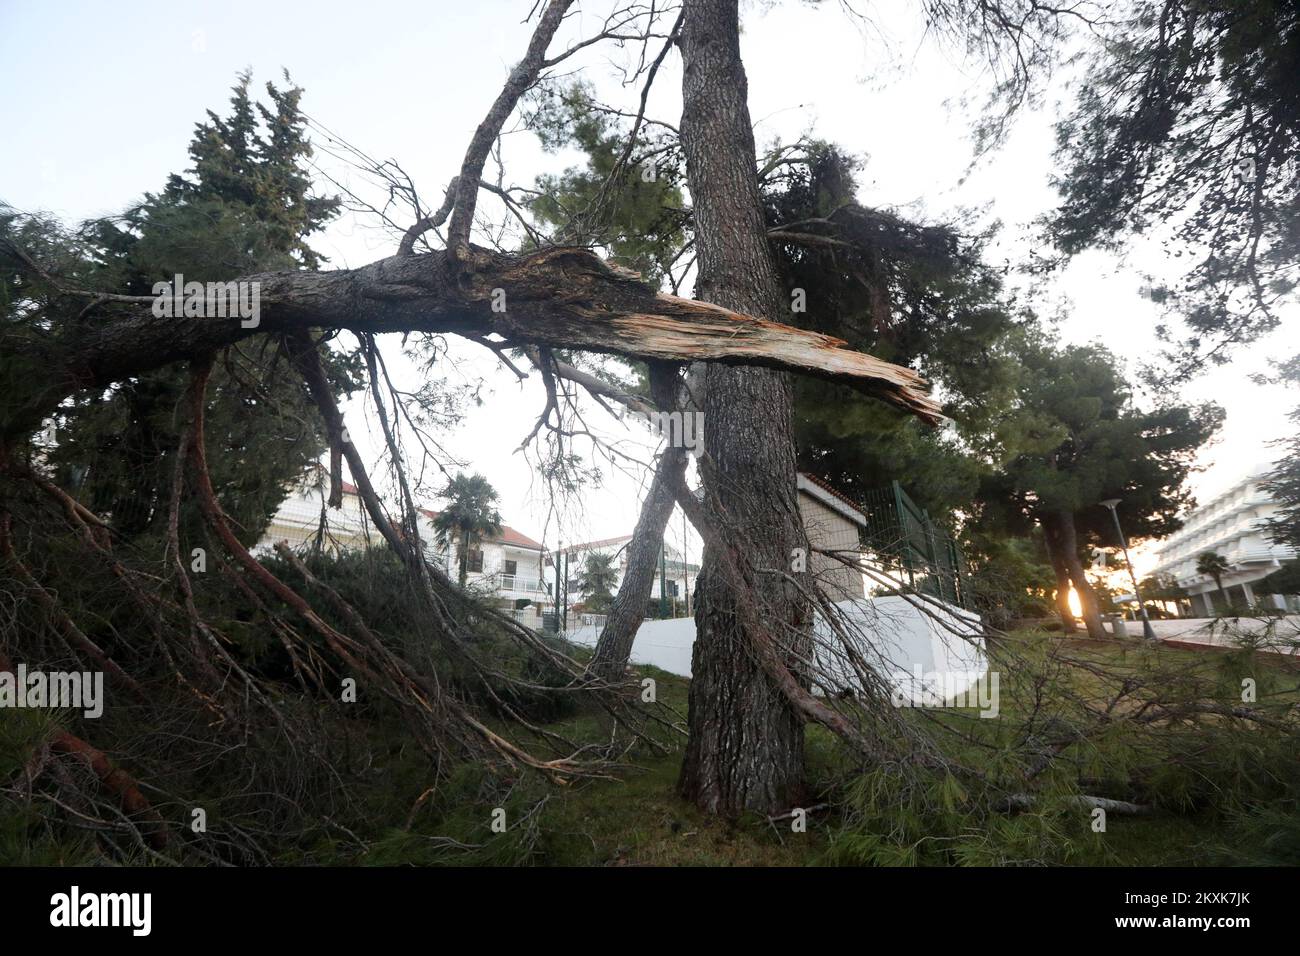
414, 507, 550, 621
562, 535, 699, 614
256, 470, 554, 624
1150, 466, 1299, 615
256, 472, 372, 555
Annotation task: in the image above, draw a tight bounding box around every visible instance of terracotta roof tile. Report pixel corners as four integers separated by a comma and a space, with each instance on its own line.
799, 471, 865, 516
310, 464, 545, 551
418, 508, 544, 551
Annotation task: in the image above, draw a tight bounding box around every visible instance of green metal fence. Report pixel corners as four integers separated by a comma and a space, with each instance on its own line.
856, 480, 968, 607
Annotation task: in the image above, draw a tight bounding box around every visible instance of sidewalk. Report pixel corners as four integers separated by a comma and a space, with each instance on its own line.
1109, 615, 1300, 659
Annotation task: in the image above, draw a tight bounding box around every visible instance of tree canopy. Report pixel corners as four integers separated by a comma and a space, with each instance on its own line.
1, 0, 1294, 868
1047, 0, 1300, 379
431, 473, 503, 586
976, 336, 1221, 635
2, 73, 361, 544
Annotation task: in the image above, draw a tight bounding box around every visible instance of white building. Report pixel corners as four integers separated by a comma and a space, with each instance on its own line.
415, 506, 550, 622
256, 473, 372, 556
256, 470, 554, 624
562, 535, 699, 614
560, 472, 870, 615
1150, 466, 1299, 615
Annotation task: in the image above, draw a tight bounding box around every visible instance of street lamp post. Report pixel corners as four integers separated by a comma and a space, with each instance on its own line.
1100, 498, 1157, 641
659, 544, 668, 619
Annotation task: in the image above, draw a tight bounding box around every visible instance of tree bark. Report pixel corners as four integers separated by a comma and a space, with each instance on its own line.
588, 364, 694, 681
2, 245, 939, 441
588, 444, 689, 681
675, 0, 809, 816
1049, 510, 1106, 640
458, 529, 469, 588
1042, 519, 1077, 634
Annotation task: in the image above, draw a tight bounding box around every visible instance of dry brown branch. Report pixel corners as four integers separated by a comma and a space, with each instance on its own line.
0, 649, 167, 850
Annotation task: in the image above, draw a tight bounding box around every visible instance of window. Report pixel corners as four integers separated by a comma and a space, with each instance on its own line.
467, 549, 483, 573
504, 559, 517, 576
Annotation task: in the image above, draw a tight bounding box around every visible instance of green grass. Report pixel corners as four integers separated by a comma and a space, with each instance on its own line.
6, 631, 1294, 866
343, 665, 830, 866
340, 633, 1293, 866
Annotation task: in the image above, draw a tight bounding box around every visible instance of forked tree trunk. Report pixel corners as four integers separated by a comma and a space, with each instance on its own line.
588, 445, 689, 681
1048, 510, 1106, 640
676, 0, 808, 815
589, 366, 700, 681
1042, 520, 1077, 634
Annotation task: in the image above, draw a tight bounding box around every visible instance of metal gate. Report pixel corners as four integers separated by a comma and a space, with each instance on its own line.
856, 480, 968, 607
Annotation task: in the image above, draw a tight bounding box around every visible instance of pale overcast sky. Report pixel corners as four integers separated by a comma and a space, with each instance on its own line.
2, 0, 1295, 573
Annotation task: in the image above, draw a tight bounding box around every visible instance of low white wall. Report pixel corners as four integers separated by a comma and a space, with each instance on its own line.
566, 618, 695, 676
566, 597, 988, 701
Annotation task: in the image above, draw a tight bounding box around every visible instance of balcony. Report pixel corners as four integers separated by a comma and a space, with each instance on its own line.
1225, 546, 1293, 565
496, 572, 549, 594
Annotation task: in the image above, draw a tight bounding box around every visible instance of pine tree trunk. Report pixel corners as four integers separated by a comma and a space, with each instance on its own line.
1042, 520, 1077, 633
1051, 558, 1077, 634
675, 0, 808, 816
588, 445, 689, 681
1051, 510, 1106, 640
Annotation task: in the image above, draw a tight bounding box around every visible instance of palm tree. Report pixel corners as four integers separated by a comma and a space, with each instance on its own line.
576, 552, 619, 612
1195, 551, 1232, 613
431, 473, 502, 587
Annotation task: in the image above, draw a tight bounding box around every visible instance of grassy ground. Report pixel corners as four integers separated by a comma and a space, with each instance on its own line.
343, 632, 1288, 866
343, 664, 833, 866
5, 631, 1292, 866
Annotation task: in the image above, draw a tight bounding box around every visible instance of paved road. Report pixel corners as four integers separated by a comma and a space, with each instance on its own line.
1109, 615, 1300, 656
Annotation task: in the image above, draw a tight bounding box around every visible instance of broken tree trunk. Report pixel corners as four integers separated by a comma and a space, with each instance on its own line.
1, 245, 940, 441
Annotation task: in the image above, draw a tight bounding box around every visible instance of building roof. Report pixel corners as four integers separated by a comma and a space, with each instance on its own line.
565, 535, 633, 554
563, 474, 866, 561
417, 508, 545, 552
303, 463, 545, 551
797, 472, 867, 525
491, 525, 546, 551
